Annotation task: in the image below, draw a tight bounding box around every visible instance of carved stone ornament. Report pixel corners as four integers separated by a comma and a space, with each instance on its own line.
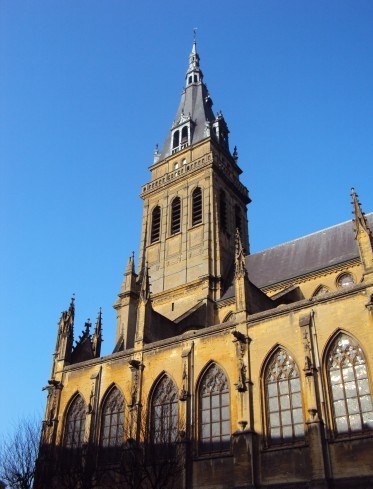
232, 331, 248, 392
129, 360, 142, 408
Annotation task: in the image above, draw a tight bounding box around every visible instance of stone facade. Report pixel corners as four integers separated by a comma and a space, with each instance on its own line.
35, 42, 373, 489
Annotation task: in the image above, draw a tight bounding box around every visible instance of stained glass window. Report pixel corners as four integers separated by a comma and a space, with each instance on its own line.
100, 387, 125, 448
64, 395, 86, 450
151, 376, 178, 444
265, 349, 304, 444
327, 334, 373, 434
199, 364, 230, 453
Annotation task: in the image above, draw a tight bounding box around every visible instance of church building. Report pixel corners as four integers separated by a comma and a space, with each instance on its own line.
36, 41, 373, 489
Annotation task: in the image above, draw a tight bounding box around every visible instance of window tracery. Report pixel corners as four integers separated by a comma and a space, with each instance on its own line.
100, 387, 125, 448
199, 364, 230, 453
64, 395, 86, 450
151, 376, 178, 444
265, 348, 304, 444
327, 334, 373, 434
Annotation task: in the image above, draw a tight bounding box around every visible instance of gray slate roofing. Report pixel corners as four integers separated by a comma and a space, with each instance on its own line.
158, 42, 218, 161
246, 213, 373, 289
159, 82, 215, 160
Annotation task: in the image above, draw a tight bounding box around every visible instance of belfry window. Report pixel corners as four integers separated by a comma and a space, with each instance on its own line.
264, 348, 305, 444
100, 387, 125, 448
181, 126, 189, 146
63, 394, 86, 450
327, 334, 373, 434
172, 131, 180, 149
151, 375, 178, 444
220, 190, 227, 233
151, 206, 161, 243
192, 187, 202, 226
199, 363, 230, 453
171, 197, 181, 235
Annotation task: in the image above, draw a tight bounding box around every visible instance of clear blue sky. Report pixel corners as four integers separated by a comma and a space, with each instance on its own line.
1, 0, 372, 433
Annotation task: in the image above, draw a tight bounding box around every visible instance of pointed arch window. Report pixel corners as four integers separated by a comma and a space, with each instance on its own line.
264, 348, 305, 444
151, 206, 161, 243
151, 375, 178, 444
64, 395, 86, 450
199, 363, 230, 453
192, 187, 203, 226
220, 190, 227, 233
172, 131, 180, 149
181, 126, 189, 145
100, 387, 125, 448
327, 334, 373, 434
171, 197, 181, 235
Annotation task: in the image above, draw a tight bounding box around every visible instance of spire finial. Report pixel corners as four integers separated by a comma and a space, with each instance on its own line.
193, 27, 197, 44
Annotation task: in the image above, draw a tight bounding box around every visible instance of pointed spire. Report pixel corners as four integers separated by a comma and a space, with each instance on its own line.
92, 308, 103, 358
351, 187, 372, 238
125, 252, 135, 275
235, 228, 247, 279
186, 32, 202, 85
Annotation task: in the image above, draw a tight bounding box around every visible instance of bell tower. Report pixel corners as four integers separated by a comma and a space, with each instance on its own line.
136, 39, 250, 323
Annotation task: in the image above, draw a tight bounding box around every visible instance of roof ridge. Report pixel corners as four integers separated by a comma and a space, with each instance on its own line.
249, 212, 373, 256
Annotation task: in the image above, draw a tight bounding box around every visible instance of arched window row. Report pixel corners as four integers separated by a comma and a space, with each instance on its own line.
149, 188, 204, 243
62, 336, 373, 454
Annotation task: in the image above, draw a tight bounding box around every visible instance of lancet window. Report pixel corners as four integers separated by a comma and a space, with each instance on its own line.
199, 363, 230, 453
63, 394, 86, 450
151, 375, 178, 444
264, 348, 305, 444
192, 187, 203, 226
100, 387, 125, 448
327, 333, 373, 434
150, 206, 161, 243
171, 197, 181, 235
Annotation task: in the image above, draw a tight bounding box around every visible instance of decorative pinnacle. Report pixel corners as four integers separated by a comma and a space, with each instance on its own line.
235, 228, 247, 279
351, 187, 372, 237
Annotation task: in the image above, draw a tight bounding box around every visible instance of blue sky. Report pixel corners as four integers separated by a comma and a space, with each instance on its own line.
1, 0, 372, 433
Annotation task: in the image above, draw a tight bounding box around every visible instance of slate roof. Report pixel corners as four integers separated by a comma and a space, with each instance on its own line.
221, 214, 372, 300
158, 81, 215, 160
247, 214, 373, 289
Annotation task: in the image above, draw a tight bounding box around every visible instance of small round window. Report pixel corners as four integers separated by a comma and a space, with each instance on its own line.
337, 273, 354, 288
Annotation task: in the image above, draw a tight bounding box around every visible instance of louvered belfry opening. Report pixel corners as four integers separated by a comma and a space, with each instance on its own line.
151, 206, 161, 243
192, 187, 202, 226
171, 197, 181, 235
